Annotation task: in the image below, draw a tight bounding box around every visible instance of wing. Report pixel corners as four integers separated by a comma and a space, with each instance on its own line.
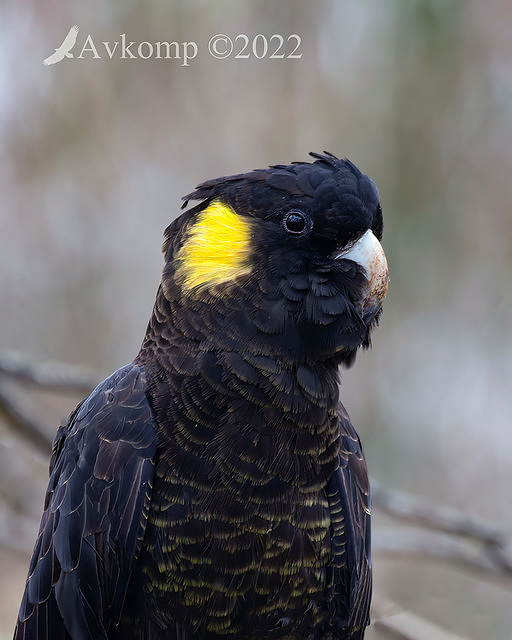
14, 363, 157, 640
60, 25, 79, 51
327, 403, 372, 639
43, 50, 64, 66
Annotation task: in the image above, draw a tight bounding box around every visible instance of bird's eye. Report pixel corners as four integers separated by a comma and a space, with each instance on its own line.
282, 210, 310, 235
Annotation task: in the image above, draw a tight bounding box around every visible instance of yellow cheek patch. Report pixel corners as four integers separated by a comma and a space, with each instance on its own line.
175, 200, 254, 292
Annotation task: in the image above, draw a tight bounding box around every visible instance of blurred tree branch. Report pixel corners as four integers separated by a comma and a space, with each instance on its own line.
0, 381, 52, 453
0, 350, 97, 392
371, 595, 469, 640
372, 485, 512, 581
0, 350, 97, 455
373, 527, 512, 587
372, 484, 507, 548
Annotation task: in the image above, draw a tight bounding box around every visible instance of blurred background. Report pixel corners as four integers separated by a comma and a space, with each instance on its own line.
1, 1, 511, 638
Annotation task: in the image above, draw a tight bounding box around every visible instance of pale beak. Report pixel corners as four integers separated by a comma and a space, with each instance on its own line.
336, 229, 389, 314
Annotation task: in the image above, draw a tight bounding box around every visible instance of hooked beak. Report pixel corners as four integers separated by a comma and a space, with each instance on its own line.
335, 229, 389, 316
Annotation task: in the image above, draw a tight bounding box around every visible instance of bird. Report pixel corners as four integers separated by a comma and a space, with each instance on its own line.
42, 25, 79, 66
14, 152, 388, 640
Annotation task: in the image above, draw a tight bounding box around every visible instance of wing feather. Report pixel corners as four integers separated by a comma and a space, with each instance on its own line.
327, 403, 372, 638
14, 363, 157, 640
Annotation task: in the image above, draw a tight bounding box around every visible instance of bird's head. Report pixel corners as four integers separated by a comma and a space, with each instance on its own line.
160, 152, 388, 368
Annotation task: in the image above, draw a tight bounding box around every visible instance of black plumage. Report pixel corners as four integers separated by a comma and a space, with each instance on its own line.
14, 152, 387, 639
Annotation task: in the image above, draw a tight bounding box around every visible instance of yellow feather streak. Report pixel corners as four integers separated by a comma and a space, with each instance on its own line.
176, 200, 254, 292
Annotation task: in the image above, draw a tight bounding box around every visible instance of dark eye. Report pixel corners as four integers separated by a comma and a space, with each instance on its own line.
282, 209, 310, 235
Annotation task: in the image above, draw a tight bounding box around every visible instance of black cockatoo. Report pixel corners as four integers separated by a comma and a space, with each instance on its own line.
14, 152, 388, 640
